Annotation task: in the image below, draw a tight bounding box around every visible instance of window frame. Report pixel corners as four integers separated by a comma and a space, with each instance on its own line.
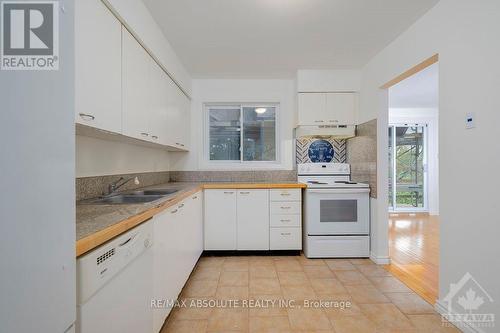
203, 102, 280, 169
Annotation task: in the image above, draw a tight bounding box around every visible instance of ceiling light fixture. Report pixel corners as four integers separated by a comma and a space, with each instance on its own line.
255, 108, 267, 114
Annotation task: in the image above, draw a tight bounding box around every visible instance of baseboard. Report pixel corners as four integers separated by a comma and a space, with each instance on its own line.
435, 300, 483, 333
369, 252, 391, 265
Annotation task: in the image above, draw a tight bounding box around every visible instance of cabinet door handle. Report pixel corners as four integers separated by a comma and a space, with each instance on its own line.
224, 191, 234, 194
281, 232, 291, 236
170, 209, 178, 214
79, 113, 95, 121
141, 132, 149, 137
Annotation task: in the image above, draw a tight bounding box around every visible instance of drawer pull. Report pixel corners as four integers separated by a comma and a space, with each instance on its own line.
192, 196, 198, 199
178, 203, 184, 208
314, 120, 324, 123
170, 209, 178, 214
79, 113, 95, 121
141, 132, 149, 137
224, 191, 234, 194
280, 193, 291, 196
280, 206, 291, 209
280, 219, 292, 222
152, 135, 158, 139
281, 232, 291, 236
240, 191, 250, 194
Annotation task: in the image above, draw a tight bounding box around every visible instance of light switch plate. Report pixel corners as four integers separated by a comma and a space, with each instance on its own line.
466, 112, 475, 129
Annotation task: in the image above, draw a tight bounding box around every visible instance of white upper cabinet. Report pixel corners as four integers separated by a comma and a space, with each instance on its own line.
75, 0, 122, 133
76, 2, 190, 150
122, 27, 152, 141
174, 87, 190, 150
148, 60, 168, 144
165, 79, 189, 150
298, 93, 327, 125
325, 93, 356, 125
297, 92, 357, 126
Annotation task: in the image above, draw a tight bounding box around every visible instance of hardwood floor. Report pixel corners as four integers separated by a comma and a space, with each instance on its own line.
384, 213, 439, 305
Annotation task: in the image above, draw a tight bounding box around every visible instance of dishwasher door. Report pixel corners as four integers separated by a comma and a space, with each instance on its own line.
76, 221, 154, 333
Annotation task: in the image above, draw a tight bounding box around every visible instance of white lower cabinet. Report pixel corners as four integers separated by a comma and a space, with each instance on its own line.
270, 228, 302, 250
270, 201, 302, 215
152, 191, 203, 333
204, 190, 237, 250
269, 189, 302, 250
270, 214, 301, 228
237, 190, 269, 250
204, 188, 302, 251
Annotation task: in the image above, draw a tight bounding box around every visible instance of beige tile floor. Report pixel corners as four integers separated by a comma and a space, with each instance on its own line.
161, 255, 460, 333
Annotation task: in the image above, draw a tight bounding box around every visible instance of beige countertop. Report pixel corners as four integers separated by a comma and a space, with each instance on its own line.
76, 181, 305, 257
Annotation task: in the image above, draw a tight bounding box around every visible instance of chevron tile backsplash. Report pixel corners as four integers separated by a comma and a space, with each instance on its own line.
296, 138, 347, 164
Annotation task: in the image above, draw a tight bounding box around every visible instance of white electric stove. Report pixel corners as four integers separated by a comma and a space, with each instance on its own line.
298, 163, 371, 258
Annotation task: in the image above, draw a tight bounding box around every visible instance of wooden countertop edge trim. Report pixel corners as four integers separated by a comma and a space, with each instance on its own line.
76, 183, 305, 257
202, 183, 307, 189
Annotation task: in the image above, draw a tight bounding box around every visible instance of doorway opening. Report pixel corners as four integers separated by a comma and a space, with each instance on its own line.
382, 57, 440, 305
388, 124, 428, 212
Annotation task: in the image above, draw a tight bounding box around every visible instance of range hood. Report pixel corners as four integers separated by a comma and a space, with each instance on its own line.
295, 125, 355, 139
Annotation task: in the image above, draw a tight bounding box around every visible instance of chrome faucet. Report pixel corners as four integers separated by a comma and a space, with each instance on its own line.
107, 176, 139, 196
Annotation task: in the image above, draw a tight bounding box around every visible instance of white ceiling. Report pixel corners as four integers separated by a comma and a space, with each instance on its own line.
143, 0, 439, 78
389, 63, 438, 108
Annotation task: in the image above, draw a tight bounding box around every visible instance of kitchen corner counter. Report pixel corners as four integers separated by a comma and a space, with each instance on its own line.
76, 182, 305, 257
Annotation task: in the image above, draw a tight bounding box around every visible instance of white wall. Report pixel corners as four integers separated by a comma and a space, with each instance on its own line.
170, 79, 296, 171
360, 0, 499, 326
0, 1, 76, 332
389, 108, 439, 215
76, 135, 170, 177
297, 69, 361, 92
104, 0, 192, 96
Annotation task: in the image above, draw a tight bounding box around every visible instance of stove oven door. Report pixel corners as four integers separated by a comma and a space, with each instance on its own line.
304, 188, 370, 235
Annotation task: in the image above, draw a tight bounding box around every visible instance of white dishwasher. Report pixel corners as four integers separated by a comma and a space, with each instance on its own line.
76, 220, 154, 333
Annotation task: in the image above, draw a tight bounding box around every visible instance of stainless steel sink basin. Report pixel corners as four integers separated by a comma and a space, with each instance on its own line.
88, 194, 166, 205
128, 189, 179, 196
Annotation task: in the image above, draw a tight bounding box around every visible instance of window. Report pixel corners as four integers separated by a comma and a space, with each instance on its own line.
206, 104, 278, 164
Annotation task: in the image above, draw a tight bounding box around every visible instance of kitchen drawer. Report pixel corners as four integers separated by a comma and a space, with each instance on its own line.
270, 214, 301, 228
270, 227, 302, 250
270, 189, 301, 202
270, 201, 301, 215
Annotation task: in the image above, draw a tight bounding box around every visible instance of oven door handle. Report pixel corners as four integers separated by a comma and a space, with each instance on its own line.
307, 188, 370, 194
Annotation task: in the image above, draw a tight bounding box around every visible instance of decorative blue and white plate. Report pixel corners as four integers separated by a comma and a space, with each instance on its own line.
308, 140, 334, 163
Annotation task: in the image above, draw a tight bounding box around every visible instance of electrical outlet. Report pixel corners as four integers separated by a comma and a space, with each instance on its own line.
466, 112, 475, 129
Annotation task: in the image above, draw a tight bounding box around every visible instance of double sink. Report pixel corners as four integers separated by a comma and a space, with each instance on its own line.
87, 189, 179, 205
